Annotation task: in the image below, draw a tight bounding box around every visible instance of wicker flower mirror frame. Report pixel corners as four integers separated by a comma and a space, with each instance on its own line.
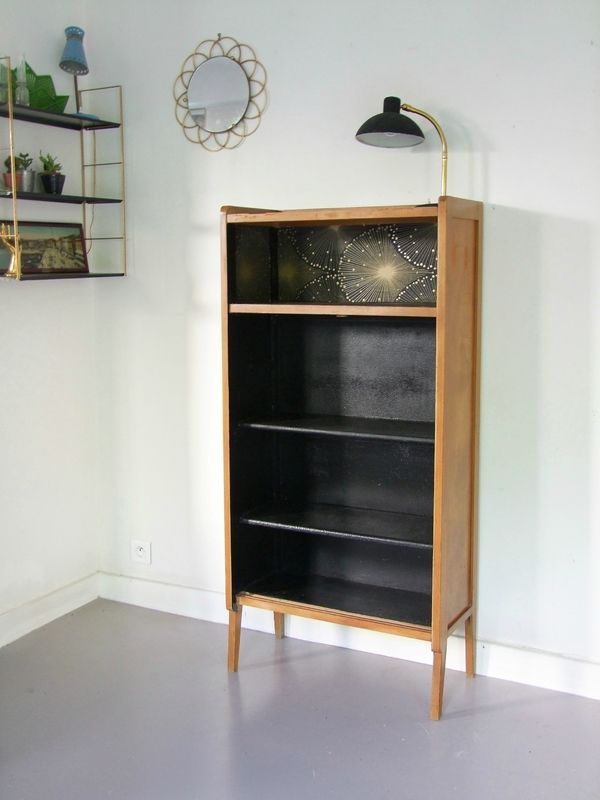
174, 35, 267, 151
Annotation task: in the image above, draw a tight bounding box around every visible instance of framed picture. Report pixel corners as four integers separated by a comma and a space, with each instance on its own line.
0, 220, 89, 275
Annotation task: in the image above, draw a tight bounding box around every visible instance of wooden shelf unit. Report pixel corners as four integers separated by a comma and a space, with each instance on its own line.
221, 198, 482, 719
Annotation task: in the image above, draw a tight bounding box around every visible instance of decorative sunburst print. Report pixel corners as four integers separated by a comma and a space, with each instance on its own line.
339, 228, 430, 303
295, 273, 344, 303
273, 223, 438, 305
285, 226, 357, 272
389, 224, 438, 271
398, 273, 437, 304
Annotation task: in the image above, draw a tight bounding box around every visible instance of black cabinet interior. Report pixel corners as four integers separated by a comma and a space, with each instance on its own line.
228, 313, 436, 625
229, 314, 435, 420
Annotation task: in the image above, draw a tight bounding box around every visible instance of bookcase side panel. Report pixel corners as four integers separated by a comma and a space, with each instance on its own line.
433, 199, 482, 642
221, 213, 235, 609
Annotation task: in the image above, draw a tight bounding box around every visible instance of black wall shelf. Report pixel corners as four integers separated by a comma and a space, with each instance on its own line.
1, 191, 122, 205
16, 272, 125, 281
0, 103, 119, 131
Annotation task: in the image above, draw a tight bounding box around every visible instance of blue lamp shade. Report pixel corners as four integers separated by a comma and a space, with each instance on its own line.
356, 96, 425, 148
59, 26, 89, 76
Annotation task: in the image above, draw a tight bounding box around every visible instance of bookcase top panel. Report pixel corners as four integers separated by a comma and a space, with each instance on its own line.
222, 204, 439, 226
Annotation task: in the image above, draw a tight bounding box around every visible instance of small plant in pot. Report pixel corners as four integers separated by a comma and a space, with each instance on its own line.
39, 152, 65, 195
3, 152, 36, 193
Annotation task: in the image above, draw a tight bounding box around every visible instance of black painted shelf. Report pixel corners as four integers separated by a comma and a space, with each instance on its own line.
1, 190, 121, 205
241, 414, 434, 443
10, 272, 125, 281
0, 103, 119, 130
242, 572, 432, 627
241, 503, 433, 547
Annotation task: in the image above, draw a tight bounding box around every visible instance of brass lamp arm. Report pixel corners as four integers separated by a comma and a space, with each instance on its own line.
401, 103, 448, 196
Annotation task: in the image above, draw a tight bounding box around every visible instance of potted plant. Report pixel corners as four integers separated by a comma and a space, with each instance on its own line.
39, 152, 65, 195
3, 152, 35, 193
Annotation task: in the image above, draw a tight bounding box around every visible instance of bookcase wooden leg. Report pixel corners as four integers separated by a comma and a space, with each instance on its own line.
228, 608, 242, 672
274, 612, 285, 639
430, 644, 447, 721
465, 613, 475, 678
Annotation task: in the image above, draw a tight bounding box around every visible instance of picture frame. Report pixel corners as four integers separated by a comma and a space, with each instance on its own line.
0, 220, 89, 275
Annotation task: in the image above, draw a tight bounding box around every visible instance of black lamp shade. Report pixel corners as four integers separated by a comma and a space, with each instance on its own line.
356, 96, 425, 148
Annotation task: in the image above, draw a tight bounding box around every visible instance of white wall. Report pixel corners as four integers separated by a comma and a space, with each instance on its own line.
2, 0, 599, 695
0, 1, 107, 622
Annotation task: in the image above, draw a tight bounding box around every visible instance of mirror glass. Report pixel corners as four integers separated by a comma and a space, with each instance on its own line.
187, 56, 250, 133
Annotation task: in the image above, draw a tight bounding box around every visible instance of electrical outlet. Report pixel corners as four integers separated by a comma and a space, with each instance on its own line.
131, 539, 152, 565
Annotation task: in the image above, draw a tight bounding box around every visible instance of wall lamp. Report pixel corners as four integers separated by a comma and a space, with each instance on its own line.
356, 96, 448, 196
59, 26, 89, 113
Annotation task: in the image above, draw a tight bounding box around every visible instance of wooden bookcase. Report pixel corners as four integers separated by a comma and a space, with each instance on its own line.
221, 197, 482, 719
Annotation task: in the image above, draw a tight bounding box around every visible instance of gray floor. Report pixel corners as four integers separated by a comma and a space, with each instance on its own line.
0, 601, 598, 800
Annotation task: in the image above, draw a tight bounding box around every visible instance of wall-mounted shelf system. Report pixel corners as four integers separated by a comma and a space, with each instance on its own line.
0, 56, 125, 280
221, 198, 482, 719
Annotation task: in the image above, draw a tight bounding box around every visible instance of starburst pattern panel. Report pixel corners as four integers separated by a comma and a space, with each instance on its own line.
285, 226, 359, 272
398, 273, 437, 304
389, 224, 438, 272
278, 223, 438, 305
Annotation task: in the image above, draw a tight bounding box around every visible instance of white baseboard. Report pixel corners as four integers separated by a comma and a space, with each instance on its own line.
98, 572, 600, 702
97, 572, 228, 625
0, 573, 100, 649
2, 571, 598, 703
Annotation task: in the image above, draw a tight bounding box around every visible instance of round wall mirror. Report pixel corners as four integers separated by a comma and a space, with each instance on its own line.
187, 56, 250, 133
174, 35, 267, 150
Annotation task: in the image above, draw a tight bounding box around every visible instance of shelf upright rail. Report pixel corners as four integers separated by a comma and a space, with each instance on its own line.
0, 55, 22, 279
79, 84, 126, 276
